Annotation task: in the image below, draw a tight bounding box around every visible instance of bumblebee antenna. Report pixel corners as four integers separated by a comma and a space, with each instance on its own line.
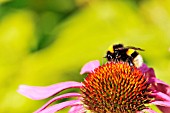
102, 56, 105, 64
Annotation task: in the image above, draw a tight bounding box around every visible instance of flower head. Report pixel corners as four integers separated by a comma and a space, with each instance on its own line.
81, 62, 152, 113
17, 60, 170, 113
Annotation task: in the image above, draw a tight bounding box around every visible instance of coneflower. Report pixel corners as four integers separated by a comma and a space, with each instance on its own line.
18, 60, 170, 113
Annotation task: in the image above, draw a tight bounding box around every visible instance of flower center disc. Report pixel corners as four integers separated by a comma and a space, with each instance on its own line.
81, 62, 152, 113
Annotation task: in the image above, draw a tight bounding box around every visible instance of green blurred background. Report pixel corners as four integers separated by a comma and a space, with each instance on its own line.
0, 0, 170, 113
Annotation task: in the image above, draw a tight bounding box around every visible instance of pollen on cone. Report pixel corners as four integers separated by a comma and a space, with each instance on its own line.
81, 62, 153, 113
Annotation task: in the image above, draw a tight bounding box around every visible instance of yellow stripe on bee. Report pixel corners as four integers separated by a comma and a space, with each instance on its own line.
108, 45, 114, 53
126, 49, 135, 56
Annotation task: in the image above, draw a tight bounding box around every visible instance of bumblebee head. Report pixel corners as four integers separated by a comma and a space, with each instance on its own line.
105, 44, 124, 61
105, 51, 113, 61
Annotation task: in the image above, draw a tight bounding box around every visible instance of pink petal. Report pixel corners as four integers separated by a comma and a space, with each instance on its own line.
155, 92, 170, 113
80, 60, 100, 75
36, 100, 81, 113
156, 106, 170, 113
154, 78, 170, 87
34, 93, 81, 113
152, 78, 170, 96
151, 92, 170, 101
69, 105, 85, 113
139, 63, 149, 73
17, 81, 82, 100
145, 68, 156, 78
139, 63, 155, 78
151, 101, 170, 107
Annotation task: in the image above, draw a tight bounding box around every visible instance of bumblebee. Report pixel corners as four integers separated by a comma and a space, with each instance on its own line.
105, 44, 144, 68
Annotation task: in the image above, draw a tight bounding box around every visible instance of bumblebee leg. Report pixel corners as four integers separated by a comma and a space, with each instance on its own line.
126, 57, 134, 66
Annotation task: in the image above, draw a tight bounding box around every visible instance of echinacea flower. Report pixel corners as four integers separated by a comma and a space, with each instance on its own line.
17, 60, 170, 113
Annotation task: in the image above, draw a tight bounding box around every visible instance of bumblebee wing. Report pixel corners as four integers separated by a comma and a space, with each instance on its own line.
125, 46, 145, 51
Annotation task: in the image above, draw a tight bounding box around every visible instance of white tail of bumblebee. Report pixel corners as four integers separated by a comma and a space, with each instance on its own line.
133, 54, 143, 68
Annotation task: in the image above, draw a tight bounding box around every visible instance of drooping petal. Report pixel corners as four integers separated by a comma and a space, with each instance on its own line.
139, 63, 149, 73
151, 101, 170, 107
36, 100, 81, 113
145, 69, 170, 113
151, 92, 170, 101
145, 68, 156, 78
153, 78, 170, 96
80, 60, 100, 75
151, 81, 170, 113
156, 106, 170, 113
155, 78, 170, 87
139, 64, 156, 82
139, 63, 155, 77
69, 105, 85, 113
151, 93, 170, 113
17, 81, 82, 100
34, 93, 81, 113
